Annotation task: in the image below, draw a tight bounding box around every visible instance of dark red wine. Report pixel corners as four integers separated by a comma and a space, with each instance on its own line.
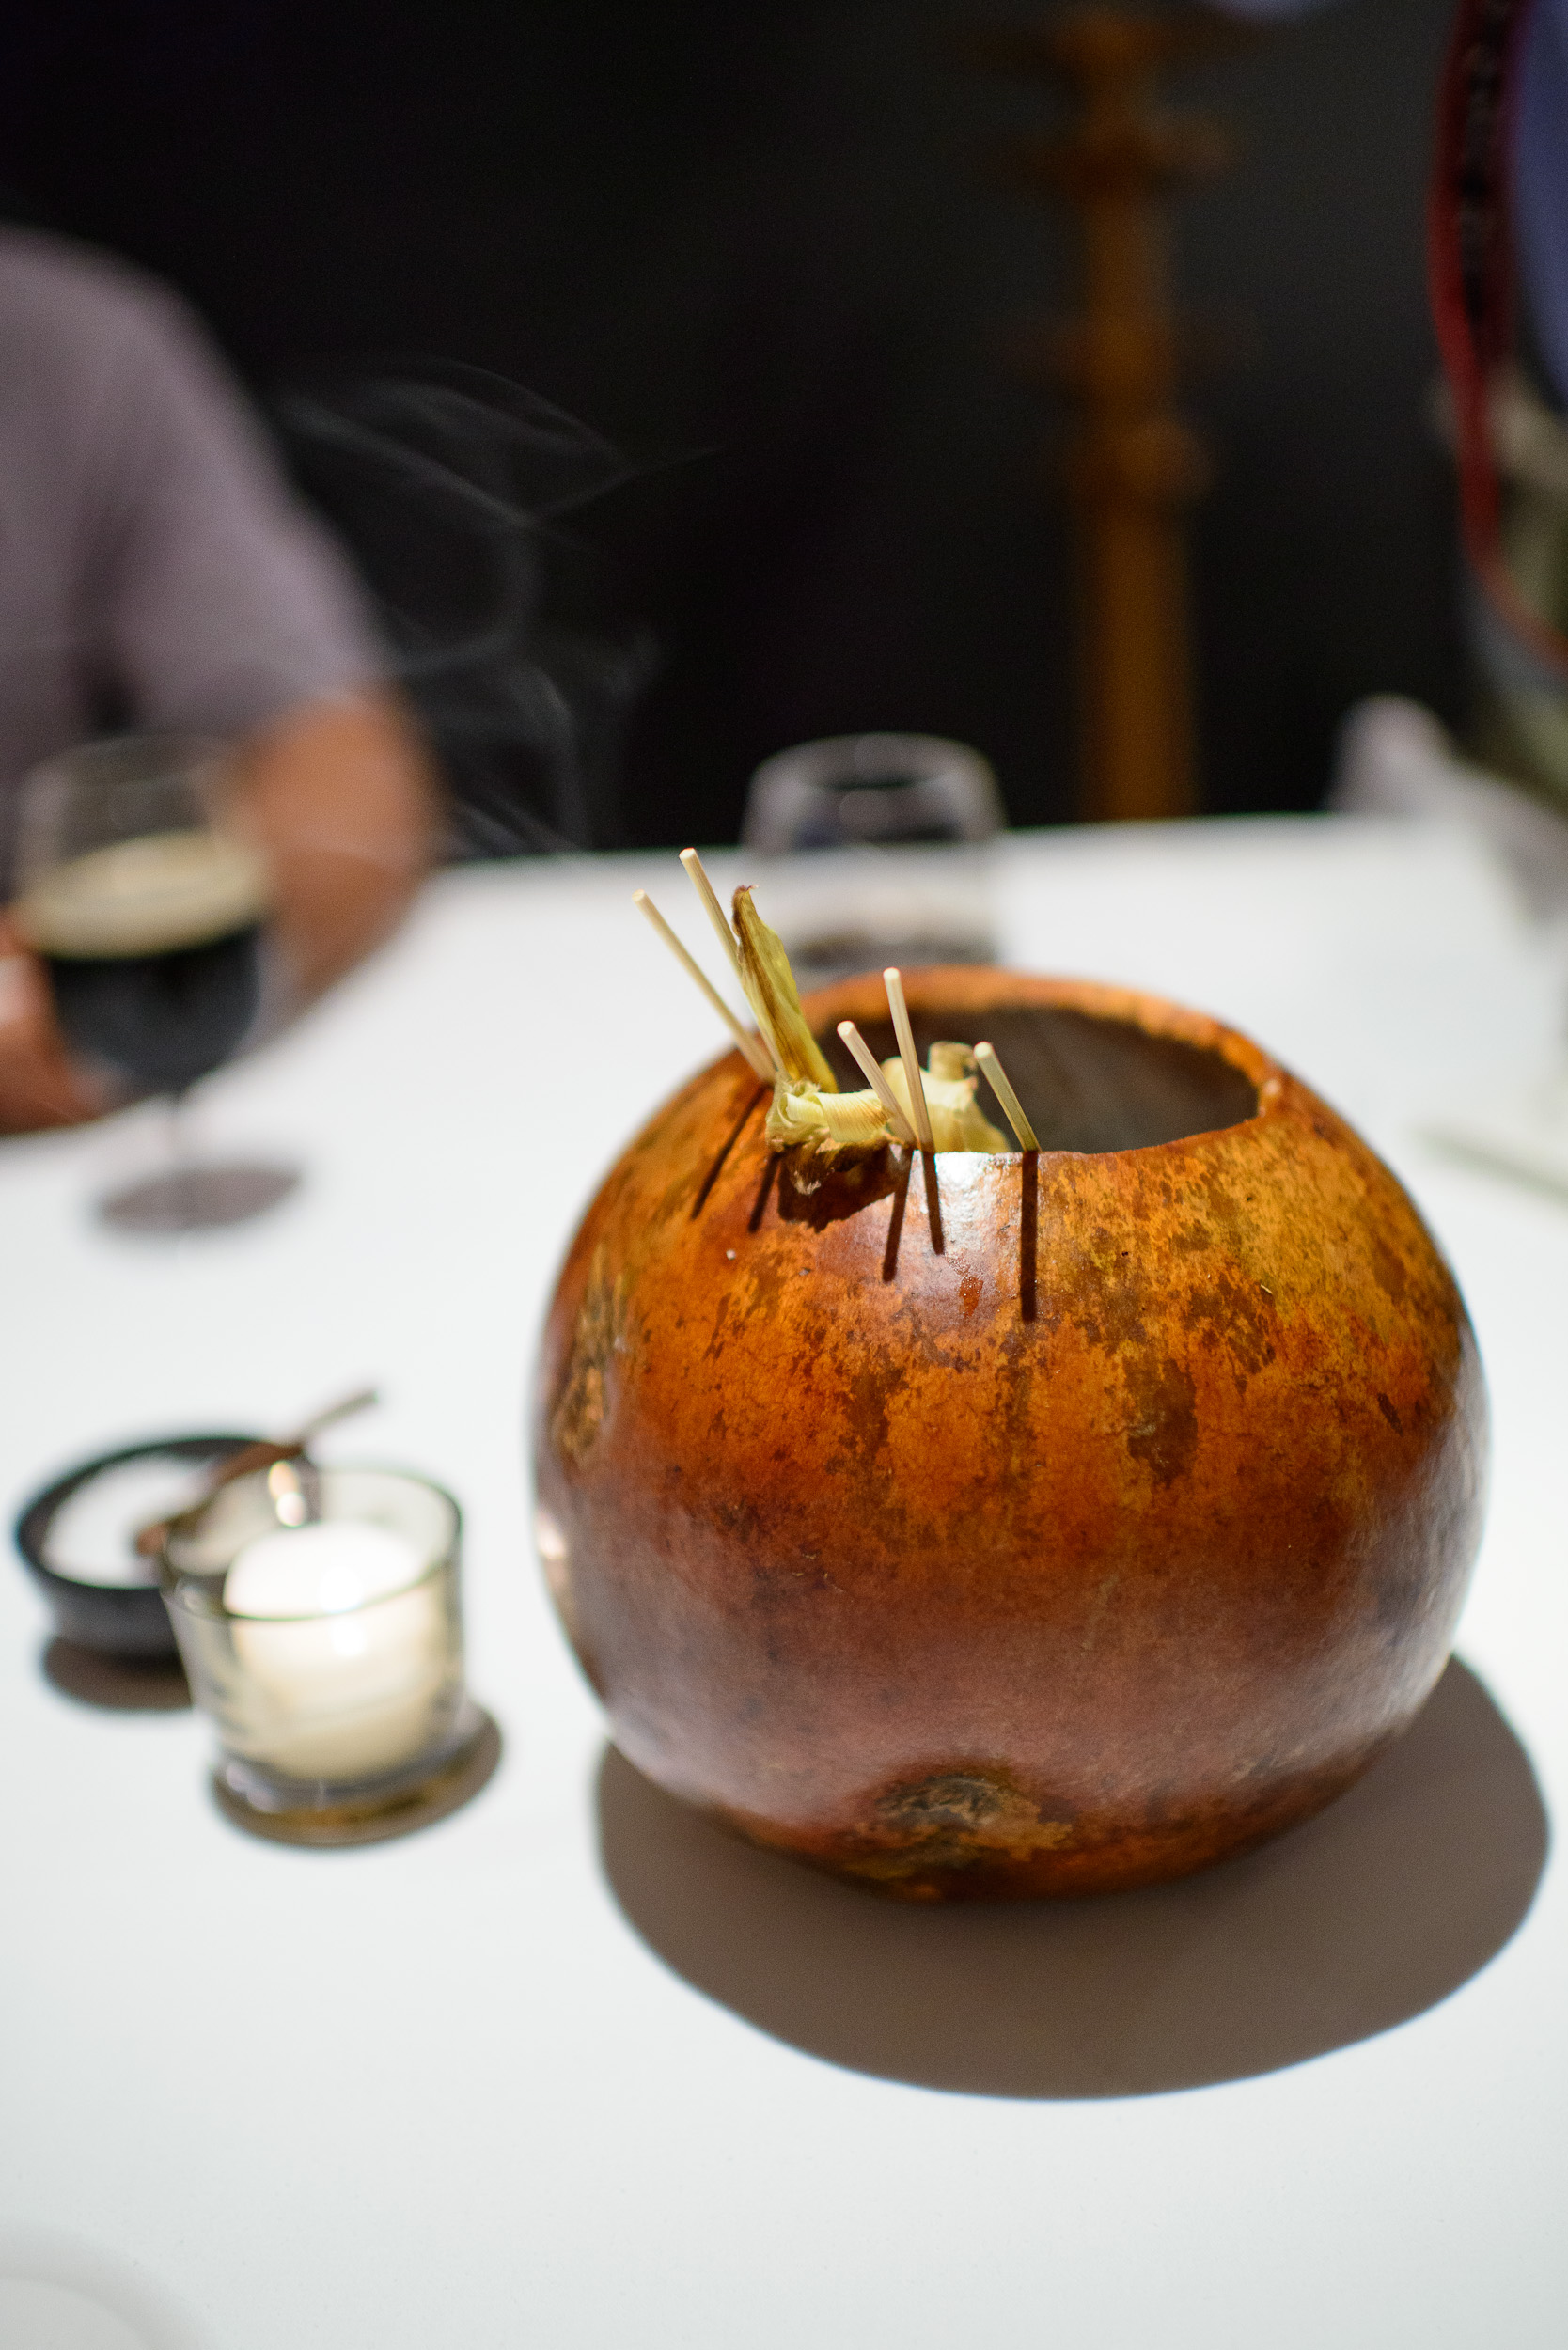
44, 924, 263, 1094
18, 829, 271, 1095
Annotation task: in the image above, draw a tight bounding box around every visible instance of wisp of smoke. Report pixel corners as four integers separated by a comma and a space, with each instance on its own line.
276, 362, 660, 857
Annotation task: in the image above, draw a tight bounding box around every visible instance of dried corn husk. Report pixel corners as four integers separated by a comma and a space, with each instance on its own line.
880, 1043, 1008, 1152
733, 885, 1006, 1167
766, 1082, 892, 1178
732, 885, 837, 1089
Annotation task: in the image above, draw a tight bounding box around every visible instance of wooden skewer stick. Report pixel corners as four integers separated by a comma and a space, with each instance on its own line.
680, 847, 787, 1077
633, 892, 773, 1080
883, 967, 934, 1152
975, 1041, 1040, 1151
133, 1385, 381, 1558
837, 1021, 917, 1145
680, 848, 744, 980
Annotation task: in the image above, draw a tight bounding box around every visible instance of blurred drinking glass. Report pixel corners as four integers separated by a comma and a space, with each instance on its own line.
739, 732, 1005, 987
13, 734, 295, 1231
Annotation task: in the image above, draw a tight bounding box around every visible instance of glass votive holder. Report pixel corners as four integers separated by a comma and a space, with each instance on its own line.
162, 1464, 494, 1842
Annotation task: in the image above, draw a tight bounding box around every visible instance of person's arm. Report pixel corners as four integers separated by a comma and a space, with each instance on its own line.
236, 688, 441, 1008
87, 266, 445, 1005
0, 253, 441, 1133
0, 692, 436, 1134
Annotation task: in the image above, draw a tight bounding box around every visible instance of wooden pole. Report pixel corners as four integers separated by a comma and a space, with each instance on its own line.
976, 8, 1250, 823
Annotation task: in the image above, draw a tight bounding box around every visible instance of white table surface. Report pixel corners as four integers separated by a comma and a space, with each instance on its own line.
2, 817, 1564, 2349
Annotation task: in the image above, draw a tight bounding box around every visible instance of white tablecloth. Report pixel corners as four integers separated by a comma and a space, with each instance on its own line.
2, 818, 1563, 2349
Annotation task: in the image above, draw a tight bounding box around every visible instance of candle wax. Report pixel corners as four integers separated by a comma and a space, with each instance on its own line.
225, 1519, 421, 1618
226, 1520, 452, 1782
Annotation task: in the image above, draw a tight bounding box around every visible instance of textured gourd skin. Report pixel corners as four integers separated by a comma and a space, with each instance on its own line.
534, 971, 1487, 1900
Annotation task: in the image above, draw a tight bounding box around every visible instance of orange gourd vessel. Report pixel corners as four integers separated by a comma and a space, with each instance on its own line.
534, 970, 1486, 1899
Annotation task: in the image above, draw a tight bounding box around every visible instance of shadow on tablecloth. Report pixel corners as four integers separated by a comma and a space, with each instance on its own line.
0, 2225, 211, 2349
595, 1659, 1547, 2098
42, 1638, 191, 1712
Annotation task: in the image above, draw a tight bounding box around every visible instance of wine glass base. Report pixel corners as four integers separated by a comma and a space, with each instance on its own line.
97, 1159, 301, 1234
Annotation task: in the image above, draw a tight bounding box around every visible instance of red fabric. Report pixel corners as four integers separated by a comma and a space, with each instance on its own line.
1429, 0, 1568, 678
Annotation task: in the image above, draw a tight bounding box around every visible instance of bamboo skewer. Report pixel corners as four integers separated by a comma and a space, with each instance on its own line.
837, 1021, 917, 1145
975, 1041, 1041, 1151
633, 891, 773, 1081
681, 847, 787, 1078
680, 848, 744, 980
883, 968, 934, 1152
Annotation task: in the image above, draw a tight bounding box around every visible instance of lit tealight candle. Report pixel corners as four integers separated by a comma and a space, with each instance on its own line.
225, 1519, 452, 1782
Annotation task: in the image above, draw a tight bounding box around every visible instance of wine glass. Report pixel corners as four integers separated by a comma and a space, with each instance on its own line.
737, 732, 1005, 989
12, 734, 300, 1232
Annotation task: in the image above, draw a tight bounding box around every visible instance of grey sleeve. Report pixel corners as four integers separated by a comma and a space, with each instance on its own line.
85, 286, 389, 739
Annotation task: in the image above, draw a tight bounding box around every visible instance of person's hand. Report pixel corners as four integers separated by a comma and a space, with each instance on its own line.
0, 914, 104, 1134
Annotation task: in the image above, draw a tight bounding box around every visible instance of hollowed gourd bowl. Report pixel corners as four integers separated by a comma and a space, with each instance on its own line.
534, 969, 1486, 1899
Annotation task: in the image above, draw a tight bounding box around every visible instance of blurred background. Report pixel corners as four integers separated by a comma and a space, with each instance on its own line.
0, 0, 1460, 849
